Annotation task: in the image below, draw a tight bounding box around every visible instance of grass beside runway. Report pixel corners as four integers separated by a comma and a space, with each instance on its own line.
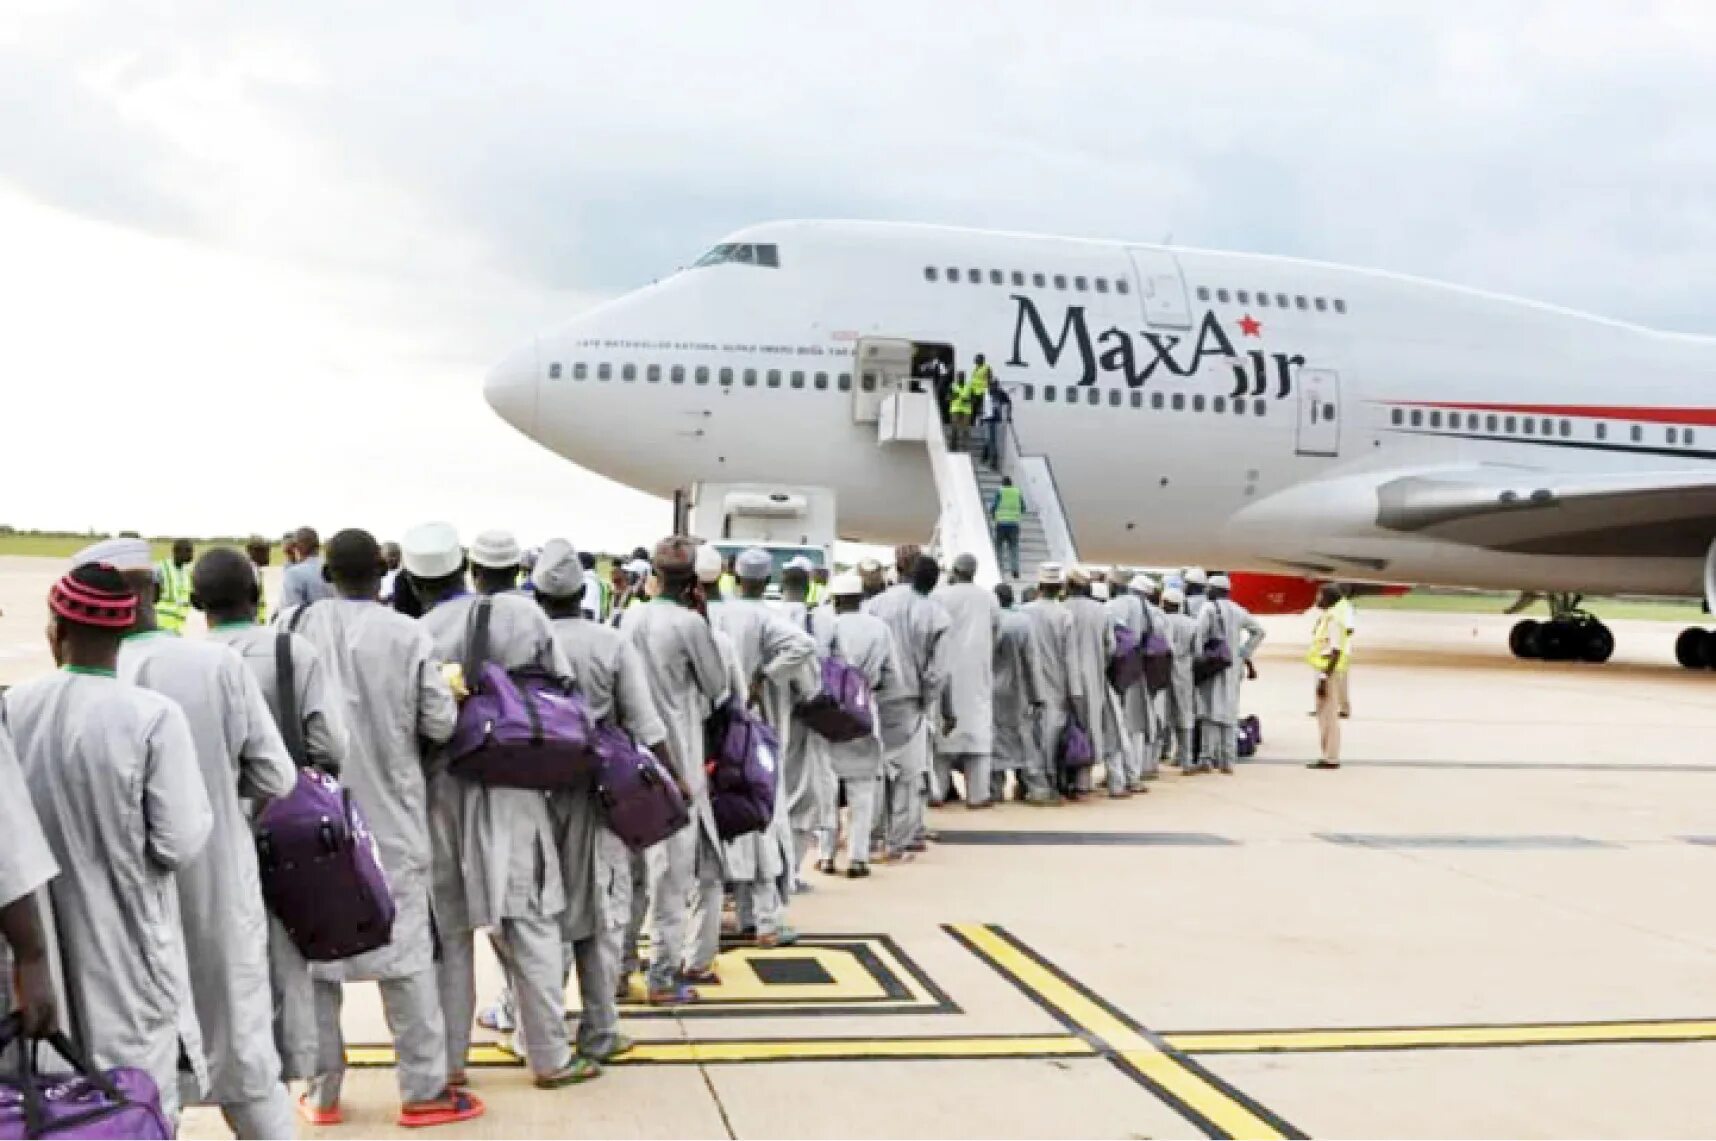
1362, 590, 1704, 623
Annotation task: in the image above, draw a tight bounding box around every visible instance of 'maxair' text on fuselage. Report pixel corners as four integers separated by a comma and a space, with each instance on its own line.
1005, 294, 1304, 399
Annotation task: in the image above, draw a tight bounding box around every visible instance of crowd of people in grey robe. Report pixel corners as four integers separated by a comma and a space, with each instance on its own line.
0, 525, 1265, 1140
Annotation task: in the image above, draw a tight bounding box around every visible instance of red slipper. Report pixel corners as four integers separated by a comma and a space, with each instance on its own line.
398, 1089, 485, 1129
297, 1093, 343, 1126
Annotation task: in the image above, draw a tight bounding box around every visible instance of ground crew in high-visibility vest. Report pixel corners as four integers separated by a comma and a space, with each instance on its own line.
806, 566, 829, 607
1306, 585, 1356, 770
154, 539, 194, 633
989, 476, 1026, 580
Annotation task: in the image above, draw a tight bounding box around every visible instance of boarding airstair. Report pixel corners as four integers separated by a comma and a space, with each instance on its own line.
853, 337, 1079, 587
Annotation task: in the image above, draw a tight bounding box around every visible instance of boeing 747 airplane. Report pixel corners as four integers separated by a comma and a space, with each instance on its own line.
484, 220, 1716, 669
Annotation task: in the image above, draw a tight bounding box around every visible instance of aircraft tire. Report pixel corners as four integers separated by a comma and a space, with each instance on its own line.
1509, 619, 1541, 659
1537, 621, 1573, 662
1578, 621, 1615, 664
1674, 627, 1708, 670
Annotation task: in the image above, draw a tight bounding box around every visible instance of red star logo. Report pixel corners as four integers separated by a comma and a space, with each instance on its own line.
1238, 314, 1262, 338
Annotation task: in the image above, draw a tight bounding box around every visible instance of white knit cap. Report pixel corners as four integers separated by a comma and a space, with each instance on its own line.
469, 529, 522, 570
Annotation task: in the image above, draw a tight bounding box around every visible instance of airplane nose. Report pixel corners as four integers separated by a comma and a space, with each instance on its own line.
484, 340, 540, 435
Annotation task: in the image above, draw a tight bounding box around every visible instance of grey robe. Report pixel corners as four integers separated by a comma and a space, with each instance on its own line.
208, 621, 350, 1081
931, 582, 1000, 756
711, 598, 816, 883
119, 633, 296, 1106
282, 600, 456, 981
621, 599, 732, 854
991, 609, 1043, 773
1063, 596, 1116, 761
421, 593, 570, 930
864, 585, 952, 752
1021, 598, 1079, 767
1193, 599, 1267, 725
2, 673, 213, 1114
768, 598, 820, 836
546, 616, 666, 943
0, 722, 56, 909
1160, 611, 1200, 730
806, 609, 899, 781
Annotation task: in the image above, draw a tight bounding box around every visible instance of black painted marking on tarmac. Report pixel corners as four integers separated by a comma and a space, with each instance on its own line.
936, 830, 1237, 847
947, 923, 1304, 1141
616, 933, 959, 1018
1679, 836, 1716, 846
1318, 832, 1612, 850
750, 955, 836, 986
1248, 757, 1716, 774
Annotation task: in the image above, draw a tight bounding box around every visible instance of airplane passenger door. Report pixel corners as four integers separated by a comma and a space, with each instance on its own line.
851, 337, 916, 424
1295, 368, 1341, 456
1125, 248, 1192, 329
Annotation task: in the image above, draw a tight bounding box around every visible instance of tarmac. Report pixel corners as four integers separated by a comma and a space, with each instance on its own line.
4, 555, 1716, 1138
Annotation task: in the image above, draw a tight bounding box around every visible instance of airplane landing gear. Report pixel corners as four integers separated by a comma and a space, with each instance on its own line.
1675, 627, 1715, 670
1509, 594, 1614, 663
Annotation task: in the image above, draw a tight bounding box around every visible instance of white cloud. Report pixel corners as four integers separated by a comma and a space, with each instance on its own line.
1, 0, 1713, 546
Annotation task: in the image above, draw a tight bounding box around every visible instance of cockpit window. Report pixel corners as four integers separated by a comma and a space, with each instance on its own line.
693, 242, 780, 269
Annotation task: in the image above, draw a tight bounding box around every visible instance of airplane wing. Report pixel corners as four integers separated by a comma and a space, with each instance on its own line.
1373, 468, 1716, 559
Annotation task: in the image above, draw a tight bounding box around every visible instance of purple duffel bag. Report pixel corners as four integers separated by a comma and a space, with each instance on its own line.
705, 698, 780, 841
0, 1022, 170, 1140
593, 722, 689, 851
1141, 630, 1173, 693
256, 767, 397, 961
1056, 716, 1095, 772
1107, 624, 1145, 691
446, 598, 597, 790
796, 651, 875, 743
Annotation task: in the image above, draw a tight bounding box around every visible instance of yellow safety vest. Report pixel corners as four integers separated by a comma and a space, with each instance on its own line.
156, 559, 191, 633
993, 485, 1024, 525
718, 572, 737, 600
1306, 598, 1354, 673
256, 575, 268, 625
806, 581, 825, 606
969, 362, 992, 398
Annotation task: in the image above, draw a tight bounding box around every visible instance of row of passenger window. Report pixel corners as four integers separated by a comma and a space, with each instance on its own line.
1197, 285, 1346, 314
548, 359, 1274, 419
923, 265, 1133, 295
1391, 407, 1697, 446
551, 360, 855, 389
1013, 384, 1271, 417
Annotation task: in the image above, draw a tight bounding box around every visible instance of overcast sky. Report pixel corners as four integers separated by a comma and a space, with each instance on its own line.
3, 1, 1713, 551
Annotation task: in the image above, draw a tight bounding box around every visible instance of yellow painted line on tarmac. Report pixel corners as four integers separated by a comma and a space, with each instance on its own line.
1165, 1018, 1716, 1055
947, 924, 1301, 1141
344, 1035, 1093, 1069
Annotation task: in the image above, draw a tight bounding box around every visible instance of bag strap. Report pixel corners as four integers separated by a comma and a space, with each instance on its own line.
463, 597, 494, 680
286, 599, 314, 634
275, 631, 307, 767
0, 1016, 129, 1138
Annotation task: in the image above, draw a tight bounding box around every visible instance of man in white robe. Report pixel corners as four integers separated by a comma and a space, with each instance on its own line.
710, 548, 816, 946
107, 546, 299, 1139
410, 523, 592, 1089
0, 721, 57, 1039
622, 538, 731, 1003
864, 549, 951, 860
196, 547, 346, 1094
1019, 564, 1078, 804
989, 583, 1043, 802
3, 558, 213, 1127
1193, 575, 1267, 774
1061, 567, 1115, 799
1104, 569, 1150, 797
808, 574, 900, 876
932, 553, 1001, 808
1157, 588, 1200, 773
282, 530, 479, 1127
532, 540, 669, 1060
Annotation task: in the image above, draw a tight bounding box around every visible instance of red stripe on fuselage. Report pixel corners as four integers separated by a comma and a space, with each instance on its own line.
1385, 401, 1716, 427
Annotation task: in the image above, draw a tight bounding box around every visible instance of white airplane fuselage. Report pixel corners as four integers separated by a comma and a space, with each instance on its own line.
485, 220, 1716, 600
